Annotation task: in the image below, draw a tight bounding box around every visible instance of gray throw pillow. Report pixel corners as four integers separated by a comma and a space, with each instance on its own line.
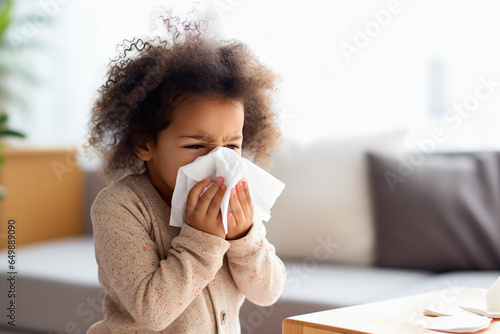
367, 151, 500, 272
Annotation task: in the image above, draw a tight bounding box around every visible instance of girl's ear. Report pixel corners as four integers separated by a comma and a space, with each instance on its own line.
134, 141, 155, 161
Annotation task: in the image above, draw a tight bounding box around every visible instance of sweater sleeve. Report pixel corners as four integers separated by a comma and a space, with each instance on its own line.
226, 220, 286, 306
92, 193, 230, 331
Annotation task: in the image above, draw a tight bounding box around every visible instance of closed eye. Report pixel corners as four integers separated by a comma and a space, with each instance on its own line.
184, 144, 205, 149
184, 144, 240, 150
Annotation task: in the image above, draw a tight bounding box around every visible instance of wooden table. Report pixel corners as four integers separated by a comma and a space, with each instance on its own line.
283, 288, 500, 334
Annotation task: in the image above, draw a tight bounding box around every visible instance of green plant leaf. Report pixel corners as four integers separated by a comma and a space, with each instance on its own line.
0, 113, 7, 125
0, 129, 25, 138
0, 155, 5, 165
0, 0, 13, 40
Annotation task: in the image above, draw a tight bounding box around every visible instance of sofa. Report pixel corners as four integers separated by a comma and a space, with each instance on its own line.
1, 129, 499, 334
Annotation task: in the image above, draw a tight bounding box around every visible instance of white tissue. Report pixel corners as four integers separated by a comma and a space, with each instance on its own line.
170, 147, 285, 234
460, 276, 500, 318
414, 314, 491, 333
486, 276, 500, 314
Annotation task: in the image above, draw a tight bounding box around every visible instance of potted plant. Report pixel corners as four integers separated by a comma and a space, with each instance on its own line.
0, 0, 86, 248
0, 0, 25, 199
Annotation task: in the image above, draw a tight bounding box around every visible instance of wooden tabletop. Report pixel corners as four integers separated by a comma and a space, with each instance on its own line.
283, 288, 500, 334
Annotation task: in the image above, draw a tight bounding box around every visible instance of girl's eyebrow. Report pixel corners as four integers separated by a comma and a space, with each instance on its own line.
178, 135, 243, 141
178, 135, 211, 141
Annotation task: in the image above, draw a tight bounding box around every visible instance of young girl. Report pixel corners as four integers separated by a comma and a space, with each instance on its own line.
85, 10, 286, 334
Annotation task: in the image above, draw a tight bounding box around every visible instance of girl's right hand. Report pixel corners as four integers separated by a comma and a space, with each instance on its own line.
185, 177, 227, 239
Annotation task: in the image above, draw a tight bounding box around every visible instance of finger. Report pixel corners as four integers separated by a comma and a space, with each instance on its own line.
237, 181, 253, 218
235, 181, 252, 221
242, 182, 253, 213
185, 178, 212, 213
227, 212, 236, 232
229, 187, 245, 223
215, 212, 226, 238
196, 176, 224, 213
207, 183, 227, 218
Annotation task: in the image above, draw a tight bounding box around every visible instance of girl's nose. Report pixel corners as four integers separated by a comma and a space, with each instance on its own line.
206, 144, 223, 152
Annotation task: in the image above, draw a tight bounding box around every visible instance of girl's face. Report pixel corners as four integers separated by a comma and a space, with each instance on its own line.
135, 95, 245, 206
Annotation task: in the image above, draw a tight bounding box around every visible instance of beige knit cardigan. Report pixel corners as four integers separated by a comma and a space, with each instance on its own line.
87, 174, 286, 333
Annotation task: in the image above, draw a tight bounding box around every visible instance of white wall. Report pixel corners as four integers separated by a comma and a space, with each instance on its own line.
4, 0, 500, 153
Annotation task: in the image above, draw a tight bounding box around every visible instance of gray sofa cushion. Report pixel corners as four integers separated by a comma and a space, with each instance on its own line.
367, 151, 500, 271
0, 236, 104, 332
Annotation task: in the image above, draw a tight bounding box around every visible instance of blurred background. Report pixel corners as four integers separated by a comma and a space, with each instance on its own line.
2, 0, 500, 152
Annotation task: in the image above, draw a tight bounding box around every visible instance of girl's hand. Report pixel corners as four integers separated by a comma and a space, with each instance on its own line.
226, 181, 254, 240
185, 177, 227, 239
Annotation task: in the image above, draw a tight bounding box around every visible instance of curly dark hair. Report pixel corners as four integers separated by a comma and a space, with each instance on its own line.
85, 11, 282, 183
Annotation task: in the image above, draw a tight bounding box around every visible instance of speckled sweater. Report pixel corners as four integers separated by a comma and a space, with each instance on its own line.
87, 173, 286, 334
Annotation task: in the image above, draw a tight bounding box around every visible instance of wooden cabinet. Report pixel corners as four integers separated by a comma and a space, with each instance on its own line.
0, 148, 84, 249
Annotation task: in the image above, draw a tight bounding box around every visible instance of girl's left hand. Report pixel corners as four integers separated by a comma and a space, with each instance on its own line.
226, 181, 254, 240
